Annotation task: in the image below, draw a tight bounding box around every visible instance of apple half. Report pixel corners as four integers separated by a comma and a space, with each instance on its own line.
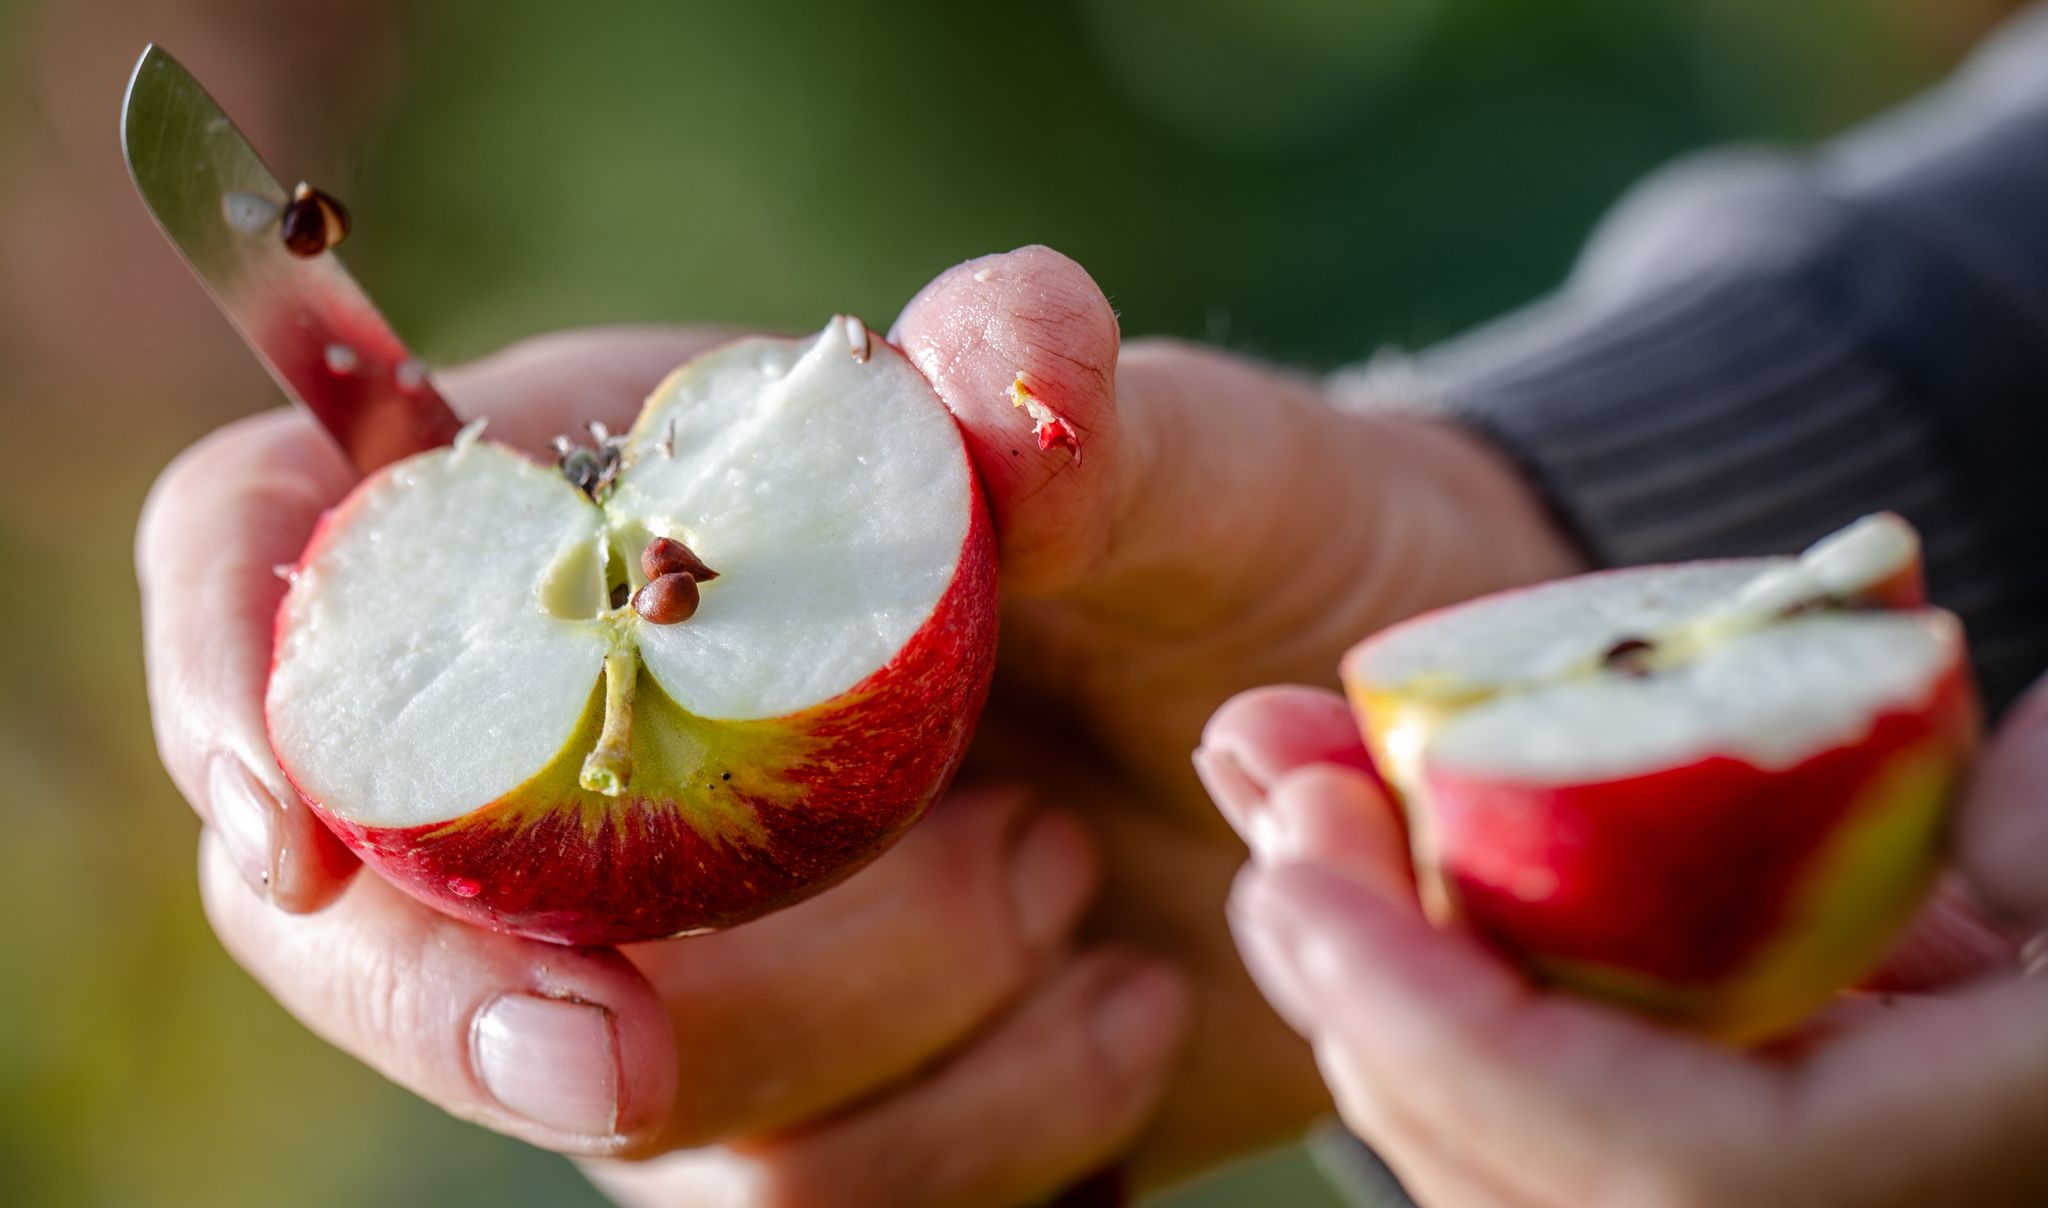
266, 321, 997, 945
1342, 515, 1978, 1042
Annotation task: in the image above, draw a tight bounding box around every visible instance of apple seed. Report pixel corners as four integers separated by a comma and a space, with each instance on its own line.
1602, 636, 1656, 677
634, 572, 700, 625
280, 182, 350, 257
641, 536, 719, 584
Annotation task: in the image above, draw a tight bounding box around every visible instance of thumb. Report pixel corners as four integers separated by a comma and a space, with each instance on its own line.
891, 245, 1121, 595
1954, 675, 2048, 928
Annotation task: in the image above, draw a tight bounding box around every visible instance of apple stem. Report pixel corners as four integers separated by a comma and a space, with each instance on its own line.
579, 647, 637, 796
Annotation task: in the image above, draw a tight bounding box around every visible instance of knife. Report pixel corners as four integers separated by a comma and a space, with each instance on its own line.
121, 44, 463, 475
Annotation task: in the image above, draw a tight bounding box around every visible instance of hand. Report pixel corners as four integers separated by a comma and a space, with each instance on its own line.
139, 247, 1581, 1204
1202, 679, 2048, 1207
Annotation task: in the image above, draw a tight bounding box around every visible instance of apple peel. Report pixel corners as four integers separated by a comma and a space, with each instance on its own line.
1010, 374, 1082, 464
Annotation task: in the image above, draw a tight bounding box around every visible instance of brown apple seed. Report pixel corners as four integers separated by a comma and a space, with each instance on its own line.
633, 572, 700, 625
1602, 636, 1656, 677
280, 182, 350, 257
641, 536, 719, 583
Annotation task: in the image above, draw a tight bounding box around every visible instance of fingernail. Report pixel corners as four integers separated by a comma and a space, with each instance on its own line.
208, 754, 277, 898
1091, 963, 1188, 1084
1198, 743, 1305, 860
1010, 810, 1095, 950
1193, 744, 1265, 840
473, 994, 621, 1138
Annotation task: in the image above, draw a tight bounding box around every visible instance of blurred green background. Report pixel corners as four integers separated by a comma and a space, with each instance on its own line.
0, 0, 2020, 1204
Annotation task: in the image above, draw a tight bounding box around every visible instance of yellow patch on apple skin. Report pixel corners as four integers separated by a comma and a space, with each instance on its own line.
1347, 683, 1465, 923
1525, 741, 1958, 1045
1694, 742, 1956, 1042
426, 666, 799, 848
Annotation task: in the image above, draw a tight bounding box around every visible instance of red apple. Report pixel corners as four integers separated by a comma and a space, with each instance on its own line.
1342, 515, 1978, 1042
266, 320, 998, 945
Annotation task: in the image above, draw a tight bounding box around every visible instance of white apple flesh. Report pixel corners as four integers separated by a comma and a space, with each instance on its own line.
1343, 515, 1979, 1042
266, 322, 998, 945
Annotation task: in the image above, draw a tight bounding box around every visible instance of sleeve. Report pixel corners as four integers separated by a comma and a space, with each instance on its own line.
1356, 5, 2048, 715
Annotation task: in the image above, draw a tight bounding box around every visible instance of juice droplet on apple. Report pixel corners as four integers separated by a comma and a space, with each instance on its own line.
447, 876, 482, 899
324, 343, 359, 375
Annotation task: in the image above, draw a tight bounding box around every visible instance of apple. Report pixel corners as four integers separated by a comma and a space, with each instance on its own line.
1341, 515, 1978, 1043
266, 319, 998, 945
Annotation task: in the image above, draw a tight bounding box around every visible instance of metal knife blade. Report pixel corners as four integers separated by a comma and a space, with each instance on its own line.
121, 44, 463, 475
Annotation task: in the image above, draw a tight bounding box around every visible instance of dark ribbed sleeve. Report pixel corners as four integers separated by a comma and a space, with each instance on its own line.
1374, 6, 2048, 714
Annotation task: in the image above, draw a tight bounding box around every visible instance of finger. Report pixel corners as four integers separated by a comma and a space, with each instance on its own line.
1191, 743, 1268, 840
1219, 756, 1417, 1039
1229, 861, 1777, 1207
1202, 685, 1376, 792
891, 245, 1122, 595
1255, 765, 1414, 899
1783, 974, 2048, 1203
585, 951, 1191, 1208
199, 830, 677, 1155
1313, 1043, 1537, 1208
1953, 674, 2048, 926
1195, 685, 1394, 852
625, 786, 1101, 1147
138, 327, 734, 909
139, 411, 360, 910
1861, 876, 2017, 993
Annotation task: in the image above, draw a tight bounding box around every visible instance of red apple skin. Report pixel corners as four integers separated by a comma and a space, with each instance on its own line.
269, 396, 999, 946
1417, 655, 1977, 1041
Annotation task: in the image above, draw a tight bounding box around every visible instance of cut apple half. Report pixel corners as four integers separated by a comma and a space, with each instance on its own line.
267, 321, 998, 945
1342, 514, 1978, 1042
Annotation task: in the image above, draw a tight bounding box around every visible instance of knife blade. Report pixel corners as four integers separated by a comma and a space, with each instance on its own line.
121, 44, 463, 475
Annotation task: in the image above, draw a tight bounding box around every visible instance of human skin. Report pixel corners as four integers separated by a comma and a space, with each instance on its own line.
1201, 678, 2048, 1207
138, 246, 1583, 1205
